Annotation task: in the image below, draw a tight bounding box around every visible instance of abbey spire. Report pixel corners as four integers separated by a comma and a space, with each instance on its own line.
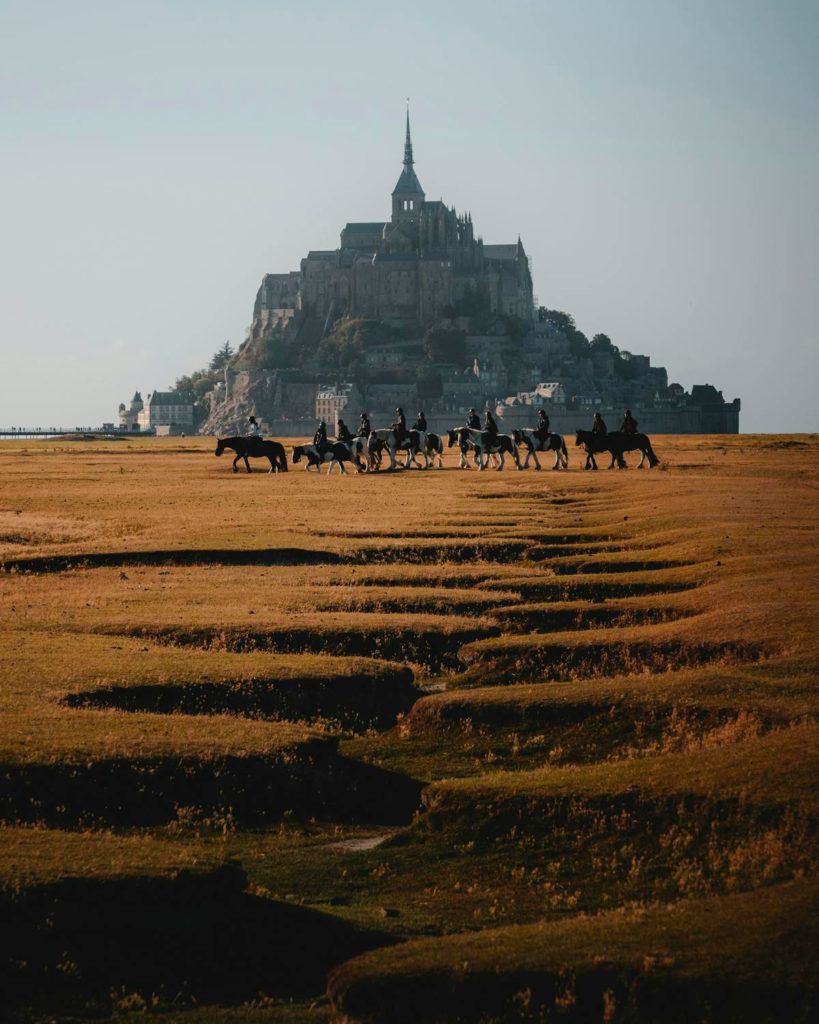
392, 106, 425, 223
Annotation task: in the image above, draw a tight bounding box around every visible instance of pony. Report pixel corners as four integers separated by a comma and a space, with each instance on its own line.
292, 441, 362, 474
447, 428, 521, 471
512, 429, 568, 470
214, 436, 287, 473
575, 429, 660, 470
425, 432, 444, 468
367, 429, 428, 471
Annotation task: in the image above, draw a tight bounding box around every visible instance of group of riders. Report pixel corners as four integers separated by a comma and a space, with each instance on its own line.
247, 404, 640, 461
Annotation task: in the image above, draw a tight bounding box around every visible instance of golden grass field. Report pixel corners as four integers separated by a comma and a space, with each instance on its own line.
0, 433, 817, 1022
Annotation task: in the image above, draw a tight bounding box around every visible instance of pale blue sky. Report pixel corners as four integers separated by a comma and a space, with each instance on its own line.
1, 0, 816, 431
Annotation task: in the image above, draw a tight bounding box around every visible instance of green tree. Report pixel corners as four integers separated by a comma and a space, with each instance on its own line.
209, 341, 234, 372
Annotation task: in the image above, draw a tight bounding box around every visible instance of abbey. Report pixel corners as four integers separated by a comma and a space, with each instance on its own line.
254, 113, 533, 328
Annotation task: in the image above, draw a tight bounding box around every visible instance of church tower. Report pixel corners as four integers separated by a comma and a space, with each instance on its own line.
391, 109, 425, 225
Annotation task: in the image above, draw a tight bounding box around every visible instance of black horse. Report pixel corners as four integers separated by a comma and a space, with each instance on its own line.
215, 436, 288, 473
575, 429, 659, 470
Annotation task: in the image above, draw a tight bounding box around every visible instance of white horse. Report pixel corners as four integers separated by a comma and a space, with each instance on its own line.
512, 429, 569, 470
447, 428, 522, 471
367, 429, 429, 471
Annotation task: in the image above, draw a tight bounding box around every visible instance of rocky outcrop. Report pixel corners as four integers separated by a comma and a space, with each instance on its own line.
199, 368, 316, 435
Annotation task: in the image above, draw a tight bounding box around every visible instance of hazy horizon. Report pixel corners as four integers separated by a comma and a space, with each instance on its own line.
1, 0, 817, 433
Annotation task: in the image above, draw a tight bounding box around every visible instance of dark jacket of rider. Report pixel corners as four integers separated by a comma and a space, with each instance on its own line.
358, 414, 371, 437
619, 411, 638, 434
467, 409, 481, 430
413, 412, 427, 432
391, 408, 407, 442
537, 410, 550, 436
336, 419, 353, 443
313, 421, 327, 450
484, 410, 498, 437
592, 413, 607, 436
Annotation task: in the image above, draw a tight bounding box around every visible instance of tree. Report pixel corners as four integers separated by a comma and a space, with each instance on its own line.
591, 333, 614, 352
423, 327, 466, 364
209, 341, 234, 372
540, 309, 576, 335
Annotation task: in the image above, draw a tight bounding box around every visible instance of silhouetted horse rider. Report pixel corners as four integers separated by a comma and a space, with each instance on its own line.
467, 408, 481, 430
413, 411, 427, 433
536, 409, 550, 440
391, 407, 407, 445
314, 420, 328, 455
336, 418, 353, 443
592, 412, 607, 436
483, 409, 499, 443
358, 413, 371, 437
620, 409, 638, 434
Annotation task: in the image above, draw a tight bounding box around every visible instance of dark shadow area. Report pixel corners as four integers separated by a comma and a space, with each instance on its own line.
116, 623, 500, 673
2, 864, 395, 1020
62, 667, 420, 732
0, 749, 424, 829
0, 547, 341, 574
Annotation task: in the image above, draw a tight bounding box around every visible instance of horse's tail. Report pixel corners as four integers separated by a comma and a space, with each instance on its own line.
278, 446, 288, 472
561, 436, 568, 459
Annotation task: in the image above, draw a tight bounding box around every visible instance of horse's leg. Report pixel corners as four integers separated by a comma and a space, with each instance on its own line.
637, 449, 646, 468
244, 455, 251, 473
232, 454, 240, 473
496, 451, 505, 472
268, 457, 276, 474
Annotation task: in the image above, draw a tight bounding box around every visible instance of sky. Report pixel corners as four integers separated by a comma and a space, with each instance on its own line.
1, 0, 817, 433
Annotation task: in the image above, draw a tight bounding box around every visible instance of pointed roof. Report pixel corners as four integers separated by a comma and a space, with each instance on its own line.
392, 108, 425, 198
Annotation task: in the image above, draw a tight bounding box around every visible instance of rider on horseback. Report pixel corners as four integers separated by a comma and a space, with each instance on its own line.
246, 415, 263, 452
336, 418, 353, 444
483, 409, 499, 442
358, 412, 371, 438
536, 409, 550, 441
619, 410, 638, 434
413, 411, 427, 433
391, 407, 407, 445
313, 419, 328, 455
467, 408, 481, 430
592, 412, 607, 436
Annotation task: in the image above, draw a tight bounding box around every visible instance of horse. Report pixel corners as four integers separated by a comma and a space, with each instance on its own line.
575, 429, 660, 470
367, 429, 428, 470
512, 428, 568, 470
215, 436, 287, 473
292, 441, 362, 474
447, 428, 521, 471
425, 432, 444, 468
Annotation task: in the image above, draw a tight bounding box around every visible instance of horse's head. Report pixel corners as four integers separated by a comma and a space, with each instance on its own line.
446, 429, 458, 448
574, 430, 585, 447
292, 446, 302, 464
214, 439, 225, 456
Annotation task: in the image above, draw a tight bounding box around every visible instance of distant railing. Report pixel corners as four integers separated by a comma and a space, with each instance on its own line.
0, 427, 119, 438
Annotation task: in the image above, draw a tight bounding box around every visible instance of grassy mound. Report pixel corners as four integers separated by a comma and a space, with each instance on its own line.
328, 878, 819, 1023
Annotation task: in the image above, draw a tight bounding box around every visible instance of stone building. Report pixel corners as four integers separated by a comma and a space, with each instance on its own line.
118, 392, 143, 431
253, 112, 534, 331
315, 382, 362, 430
117, 390, 194, 433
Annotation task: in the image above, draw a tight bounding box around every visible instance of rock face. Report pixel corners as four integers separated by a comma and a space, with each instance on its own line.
200, 368, 316, 436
